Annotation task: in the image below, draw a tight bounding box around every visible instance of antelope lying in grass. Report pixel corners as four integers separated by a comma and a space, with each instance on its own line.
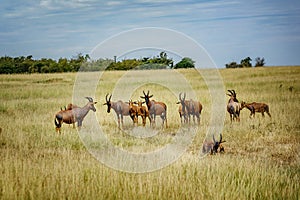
140, 90, 167, 128
103, 94, 133, 128
227, 89, 241, 123
177, 93, 202, 124
241, 101, 271, 118
135, 100, 151, 126
202, 133, 225, 155
54, 97, 97, 133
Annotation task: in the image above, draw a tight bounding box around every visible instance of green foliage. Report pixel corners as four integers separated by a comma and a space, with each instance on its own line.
226, 56, 259, 68
173, 57, 195, 69
106, 51, 174, 70
240, 57, 252, 68
0, 54, 112, 74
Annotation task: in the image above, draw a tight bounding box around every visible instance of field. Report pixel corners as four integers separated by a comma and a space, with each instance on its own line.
0, 66, 299, 199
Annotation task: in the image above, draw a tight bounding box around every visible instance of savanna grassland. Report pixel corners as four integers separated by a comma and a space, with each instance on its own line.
0, 66, 299, 199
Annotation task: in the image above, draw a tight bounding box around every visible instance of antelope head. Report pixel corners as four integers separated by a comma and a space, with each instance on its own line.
103, 94, 112, 113
85, 97, 97, 112
227, 89, 238, 102
177, 92, 187, 113
140, 90, 153, 105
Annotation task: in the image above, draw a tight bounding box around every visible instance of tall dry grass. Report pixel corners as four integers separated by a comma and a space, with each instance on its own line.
0, 67, 299, 199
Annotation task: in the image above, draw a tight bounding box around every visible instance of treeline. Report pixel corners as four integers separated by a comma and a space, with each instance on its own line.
0, 54, 113, 74
0, 52, 195, 74
225, 57, 265, 68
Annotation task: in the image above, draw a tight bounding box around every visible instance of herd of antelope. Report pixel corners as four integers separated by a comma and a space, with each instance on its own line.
54, 89, 271, 154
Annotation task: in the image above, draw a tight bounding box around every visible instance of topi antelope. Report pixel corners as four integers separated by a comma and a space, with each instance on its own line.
134, 100, 151, 126
103, 94, 133, 128
227, 89, 241, 123
54, 97, 97, 133
177, 92, 189, 124
202, 133, 225, 155
128, 100, 139, 126
177, 93, 202, 124
140, 90, 167, 128
241, 101, 271, 118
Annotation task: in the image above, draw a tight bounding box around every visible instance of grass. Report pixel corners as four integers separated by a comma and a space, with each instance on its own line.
0, 66, 299, 199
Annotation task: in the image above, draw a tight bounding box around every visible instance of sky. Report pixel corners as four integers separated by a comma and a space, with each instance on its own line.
0, 0, 300, 67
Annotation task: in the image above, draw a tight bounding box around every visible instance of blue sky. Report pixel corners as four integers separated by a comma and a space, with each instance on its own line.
0, 0, 299, 67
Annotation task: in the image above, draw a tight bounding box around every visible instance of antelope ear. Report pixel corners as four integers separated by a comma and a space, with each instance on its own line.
149, 95, 153, 98
94, 102, 97, 104
140, 96, 145, 99
103, 103, 107, 105
176, 102, 180, 104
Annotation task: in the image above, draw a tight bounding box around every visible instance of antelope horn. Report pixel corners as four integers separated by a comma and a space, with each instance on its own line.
233, 90, 237, 96
213, 134, 216, 143
179, 92, 182, 101
219, 133, 222, 143
105, 93, 109, 101
147, 90, 150, 96
85, 97, 93, 102
183, 92, 186, 100
227, 90, 233, 95
109, 94, 112, 101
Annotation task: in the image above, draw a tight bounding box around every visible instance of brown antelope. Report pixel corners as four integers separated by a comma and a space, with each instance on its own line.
103, 94, 133, 128
227, 89, 241, 123
177, 93, 189, 124
140, 90, 167, 128
134, 100, 151, 126
128, 100, 139, 125
202, 133, 225, 155
177, 93, 202, 124
54, 97, 97, 133
241, 101, 271, 118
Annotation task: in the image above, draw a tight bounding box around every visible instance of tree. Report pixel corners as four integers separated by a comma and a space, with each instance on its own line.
240, 57, 252, 68
255, 57, 265, 67
173, 57, 195, 69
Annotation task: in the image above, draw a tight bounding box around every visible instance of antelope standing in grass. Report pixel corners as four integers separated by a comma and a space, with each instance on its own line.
103, 94, 134, 128
128, 100, 139, 126
54, 97, 97, 133
140, 90, 167, 128
177, 93, 202, 124
135, 100, 151, 126
202, 133, 225, 155
241, 101, 271, 118
177, 93, 189, 124
227, 89, 241, 123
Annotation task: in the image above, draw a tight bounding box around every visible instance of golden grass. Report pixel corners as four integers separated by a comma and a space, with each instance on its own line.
0, 66, 299, 199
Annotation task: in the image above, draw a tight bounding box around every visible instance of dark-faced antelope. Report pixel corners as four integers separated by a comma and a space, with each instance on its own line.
227, 89, 241, 123
202, 133, 225, 155
103, 94, 133, 128
177, 93, 189, 124
140, 90, 167, 128
177, 93, 202, 124
54, 97, 97, 133
135, 100, 151, 126
241, 101, 271, 118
